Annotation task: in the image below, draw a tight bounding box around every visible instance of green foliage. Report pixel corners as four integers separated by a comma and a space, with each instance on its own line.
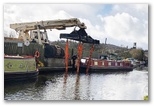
144, 95, 148, 100
129, 48, 145, 61
51, 40, 146, 60
118, 51, 131, 59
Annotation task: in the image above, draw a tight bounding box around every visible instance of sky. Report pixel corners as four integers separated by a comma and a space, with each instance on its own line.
3, 4, 148, 50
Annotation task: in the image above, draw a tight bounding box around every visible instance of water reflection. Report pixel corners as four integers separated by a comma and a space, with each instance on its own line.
62, 71, 68, 99
4, 70, 148, 100
74, 73, 80, 100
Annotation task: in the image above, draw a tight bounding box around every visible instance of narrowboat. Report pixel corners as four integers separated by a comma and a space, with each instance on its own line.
80, 57, 133, 72
4, 55, 39, 81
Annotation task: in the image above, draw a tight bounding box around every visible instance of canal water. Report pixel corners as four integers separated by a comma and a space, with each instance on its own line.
4, 69, 148, 100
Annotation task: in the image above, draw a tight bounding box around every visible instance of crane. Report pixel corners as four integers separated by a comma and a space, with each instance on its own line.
10, 18, 99, 73
10, 18, 87, 45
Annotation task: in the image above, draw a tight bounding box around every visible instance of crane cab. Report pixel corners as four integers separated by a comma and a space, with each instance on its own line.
30, 30, 48, 44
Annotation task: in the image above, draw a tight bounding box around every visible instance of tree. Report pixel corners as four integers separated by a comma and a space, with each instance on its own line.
120, 51, 132, 59
129, 48, 145, 61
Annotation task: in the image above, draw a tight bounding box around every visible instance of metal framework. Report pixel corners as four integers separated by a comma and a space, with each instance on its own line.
10, 18, 87, 44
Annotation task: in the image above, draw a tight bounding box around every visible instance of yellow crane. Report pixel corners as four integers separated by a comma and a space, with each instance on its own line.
10, 18, 87, 45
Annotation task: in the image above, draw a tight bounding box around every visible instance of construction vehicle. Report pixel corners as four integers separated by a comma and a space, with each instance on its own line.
8, 18, 99, 73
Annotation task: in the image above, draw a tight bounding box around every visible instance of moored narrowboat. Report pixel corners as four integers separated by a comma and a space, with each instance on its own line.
4, 55, 39, 81
80, 57, 133, 72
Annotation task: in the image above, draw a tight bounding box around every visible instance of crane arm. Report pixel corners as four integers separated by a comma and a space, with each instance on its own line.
10, 18, 87, 32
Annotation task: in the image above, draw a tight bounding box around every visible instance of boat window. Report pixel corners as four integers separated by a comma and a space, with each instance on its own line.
120, 63, 123, 66
115, 62, 117, 66
17, 43, 23, 47
108, 62, 111, 66
102, 62, 104, 66
81, 59, 86, 63
19, 64, 25, 68
94, 61, 98, 66
9, 64, 13, 68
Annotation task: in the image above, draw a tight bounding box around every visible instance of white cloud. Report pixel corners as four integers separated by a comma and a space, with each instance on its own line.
100, 4, 148, 49
112, 4, 148, 21
3, 4, 148, 49
52, 10, 73, 19
98, 13, 148, 46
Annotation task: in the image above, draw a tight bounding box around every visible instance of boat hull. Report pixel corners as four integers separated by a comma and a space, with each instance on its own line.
4, 71, 39, 82
80, 65, 133, 72
79, 58, 134, 72
4, 56, 38, 82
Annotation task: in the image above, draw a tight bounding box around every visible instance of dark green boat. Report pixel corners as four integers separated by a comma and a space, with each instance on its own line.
4, 55, 39, 81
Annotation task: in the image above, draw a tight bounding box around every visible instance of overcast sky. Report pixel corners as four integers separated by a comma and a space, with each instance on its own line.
4, 4, 148, 50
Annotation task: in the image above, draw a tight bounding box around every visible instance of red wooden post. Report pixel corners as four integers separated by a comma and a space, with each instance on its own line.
76, 42, 83, 73
65, 39, 69, 72
86, 44, 94, 74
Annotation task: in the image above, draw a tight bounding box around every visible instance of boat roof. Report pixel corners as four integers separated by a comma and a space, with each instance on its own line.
4, 55, 34, 59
